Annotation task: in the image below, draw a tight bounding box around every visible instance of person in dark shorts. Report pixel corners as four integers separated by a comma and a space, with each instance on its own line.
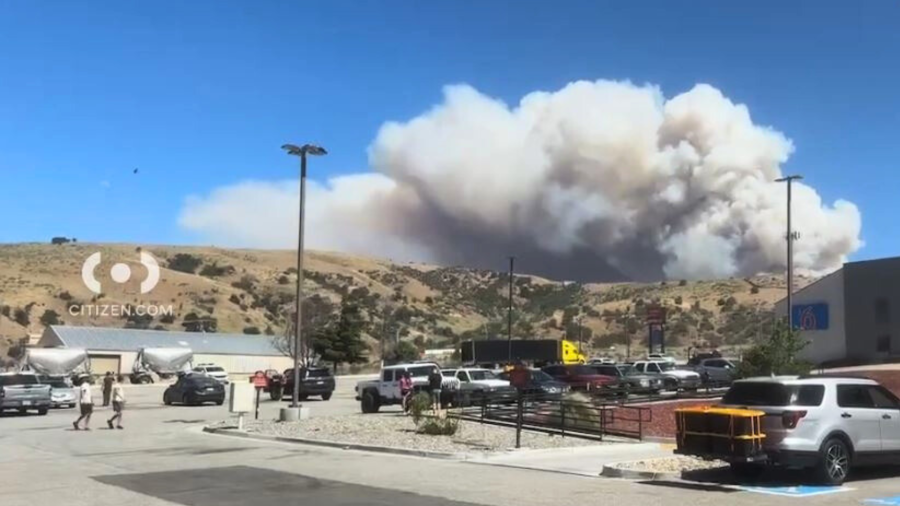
73, 376, 94, 431
427, 369, 443, 411
102, 371, 114, 407
107, 375, 125, 430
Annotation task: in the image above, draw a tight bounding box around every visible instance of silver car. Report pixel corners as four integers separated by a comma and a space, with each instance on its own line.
719, 376, 900, 485
40, 376, 77, 408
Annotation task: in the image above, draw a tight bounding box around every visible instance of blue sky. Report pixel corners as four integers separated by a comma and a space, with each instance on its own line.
0, 0, 897, 261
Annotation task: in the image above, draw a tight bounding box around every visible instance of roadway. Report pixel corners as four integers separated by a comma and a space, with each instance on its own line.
2, 376, 900, 506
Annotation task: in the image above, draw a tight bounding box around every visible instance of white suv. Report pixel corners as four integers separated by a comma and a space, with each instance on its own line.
192, 364, 229, 384
719, 376, 900, 484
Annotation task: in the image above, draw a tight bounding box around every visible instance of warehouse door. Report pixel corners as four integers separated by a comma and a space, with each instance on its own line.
90, 354, 122, 375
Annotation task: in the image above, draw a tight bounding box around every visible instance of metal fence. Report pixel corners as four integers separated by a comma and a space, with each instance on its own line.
452, 392, 653, 446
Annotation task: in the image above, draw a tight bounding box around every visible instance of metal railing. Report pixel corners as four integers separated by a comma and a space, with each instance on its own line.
452, 392, 652, 446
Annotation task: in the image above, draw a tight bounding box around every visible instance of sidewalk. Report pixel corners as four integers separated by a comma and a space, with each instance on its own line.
465, 442, 672, 477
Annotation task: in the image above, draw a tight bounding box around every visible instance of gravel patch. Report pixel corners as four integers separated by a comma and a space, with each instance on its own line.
612, 455, 727, 474
242, 413, 603, 454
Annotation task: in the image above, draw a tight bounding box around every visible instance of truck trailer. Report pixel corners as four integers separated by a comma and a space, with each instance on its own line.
460, 339, 585, 365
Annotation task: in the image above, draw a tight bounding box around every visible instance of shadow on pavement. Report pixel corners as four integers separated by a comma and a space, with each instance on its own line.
638, 480, 738, 493
680, 464, 900, 487
95, 465, 484, 506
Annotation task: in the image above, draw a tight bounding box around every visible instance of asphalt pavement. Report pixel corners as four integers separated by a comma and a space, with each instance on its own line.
2, 376, 900, 506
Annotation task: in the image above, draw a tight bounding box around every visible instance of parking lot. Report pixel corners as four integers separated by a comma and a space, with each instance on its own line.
3, 376, 900, 506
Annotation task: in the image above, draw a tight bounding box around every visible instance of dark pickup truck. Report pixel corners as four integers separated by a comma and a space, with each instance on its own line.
0, 373, 51, 415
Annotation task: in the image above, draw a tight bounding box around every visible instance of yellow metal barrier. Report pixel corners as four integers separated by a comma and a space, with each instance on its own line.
675, 406, 766, 459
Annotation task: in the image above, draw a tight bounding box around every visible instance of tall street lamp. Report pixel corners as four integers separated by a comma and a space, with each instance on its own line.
282, 143, 327, 414
775, 174, 803, 330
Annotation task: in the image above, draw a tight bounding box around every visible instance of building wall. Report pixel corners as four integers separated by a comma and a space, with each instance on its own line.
85, 352, 291, 377
844, 258, 900, 361
776, 269, 846, 365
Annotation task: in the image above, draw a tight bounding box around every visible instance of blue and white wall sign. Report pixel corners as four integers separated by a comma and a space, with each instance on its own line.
792, 303, 830, 331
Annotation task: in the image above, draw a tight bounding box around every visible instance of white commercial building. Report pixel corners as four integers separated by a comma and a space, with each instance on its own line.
36, 325, 294, 377
776, 256, 900, 366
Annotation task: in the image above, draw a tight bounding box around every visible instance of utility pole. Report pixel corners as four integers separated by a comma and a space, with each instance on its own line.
507, 256, 515, 364
776, 175, 803, 330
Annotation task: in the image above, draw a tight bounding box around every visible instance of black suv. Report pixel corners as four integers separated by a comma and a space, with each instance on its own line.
163, 374, 225, 406
282, 366, 335, 401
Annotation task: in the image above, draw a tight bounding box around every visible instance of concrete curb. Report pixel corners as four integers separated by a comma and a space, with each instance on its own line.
599, 465, 678, 481
202, 426, 458, 460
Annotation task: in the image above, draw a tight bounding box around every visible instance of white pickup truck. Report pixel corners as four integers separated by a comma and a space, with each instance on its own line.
356, 362, 459, 413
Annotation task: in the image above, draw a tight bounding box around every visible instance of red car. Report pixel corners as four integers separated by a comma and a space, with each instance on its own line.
541, 364, 617, 391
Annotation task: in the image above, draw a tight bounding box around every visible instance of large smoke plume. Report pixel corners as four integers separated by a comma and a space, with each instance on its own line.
180, 80, 862, 281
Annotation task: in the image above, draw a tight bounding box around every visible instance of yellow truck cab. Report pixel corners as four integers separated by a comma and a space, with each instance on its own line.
561, 340, 586, 364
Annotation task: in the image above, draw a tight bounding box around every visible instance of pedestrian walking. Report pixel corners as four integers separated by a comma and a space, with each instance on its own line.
427, 368, 443, 411
399, 371, 413, 413
73, 376, 94, 431
102, 372, 114, 407
107, 375, 125, 430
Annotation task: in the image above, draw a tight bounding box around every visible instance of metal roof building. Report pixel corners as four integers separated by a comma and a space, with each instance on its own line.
37, 326, 293, 377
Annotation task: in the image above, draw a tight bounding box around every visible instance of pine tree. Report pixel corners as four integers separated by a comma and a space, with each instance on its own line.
313, 302, 368, 371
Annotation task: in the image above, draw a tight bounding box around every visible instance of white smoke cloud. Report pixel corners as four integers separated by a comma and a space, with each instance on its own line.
179, 80, 863, 281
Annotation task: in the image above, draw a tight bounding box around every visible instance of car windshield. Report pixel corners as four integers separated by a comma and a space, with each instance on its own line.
45, 380, 70, 388
722, 382, 825, 407
442, 370, 456, 377
469, 370, 497, 381
0, 374, 39, 386
190, 376, 219, 387
306, 369, 331, 378
407, 366, 437, 378
570, 365, 597, 376
531, 370, 555, 382
204, 367, 224, 372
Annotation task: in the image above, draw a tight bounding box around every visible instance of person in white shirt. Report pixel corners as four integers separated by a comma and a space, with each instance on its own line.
107, 376, 125, 430
73, 376, 94, 431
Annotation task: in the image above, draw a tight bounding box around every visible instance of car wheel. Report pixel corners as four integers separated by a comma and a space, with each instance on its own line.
730, 462, 765, 482
298, 394, 308, 401
361, 391, 380, 414
182, 394, 193, 406
321, 393, 332, 401
664, 378, 678, 390
815, 437, 851, 485
164, 394, 172, 406
38, 408, 48, 416
270, 388, 283, 401
18, 408, 26, 414
215, 400, 224, 406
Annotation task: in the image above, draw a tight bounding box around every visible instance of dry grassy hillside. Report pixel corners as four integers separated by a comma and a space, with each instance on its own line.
0, 243, 806, 363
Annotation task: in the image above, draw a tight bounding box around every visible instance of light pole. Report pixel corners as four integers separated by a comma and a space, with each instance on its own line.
282, 143, 327, 412
507, 256, 515, 364
775, 174, 803, 330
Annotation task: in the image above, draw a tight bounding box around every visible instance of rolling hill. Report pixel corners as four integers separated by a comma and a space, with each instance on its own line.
0, 243, 805, 365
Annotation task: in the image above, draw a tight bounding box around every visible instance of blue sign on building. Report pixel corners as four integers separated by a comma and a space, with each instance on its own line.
791, 303, 829, 331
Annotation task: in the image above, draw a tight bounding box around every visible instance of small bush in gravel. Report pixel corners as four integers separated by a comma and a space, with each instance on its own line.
418, 416, 459, 436
408, 392, 431, 424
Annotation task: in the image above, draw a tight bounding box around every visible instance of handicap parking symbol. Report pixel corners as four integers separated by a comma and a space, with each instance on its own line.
864, 496, 900, 505
739, 485, 853, 497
